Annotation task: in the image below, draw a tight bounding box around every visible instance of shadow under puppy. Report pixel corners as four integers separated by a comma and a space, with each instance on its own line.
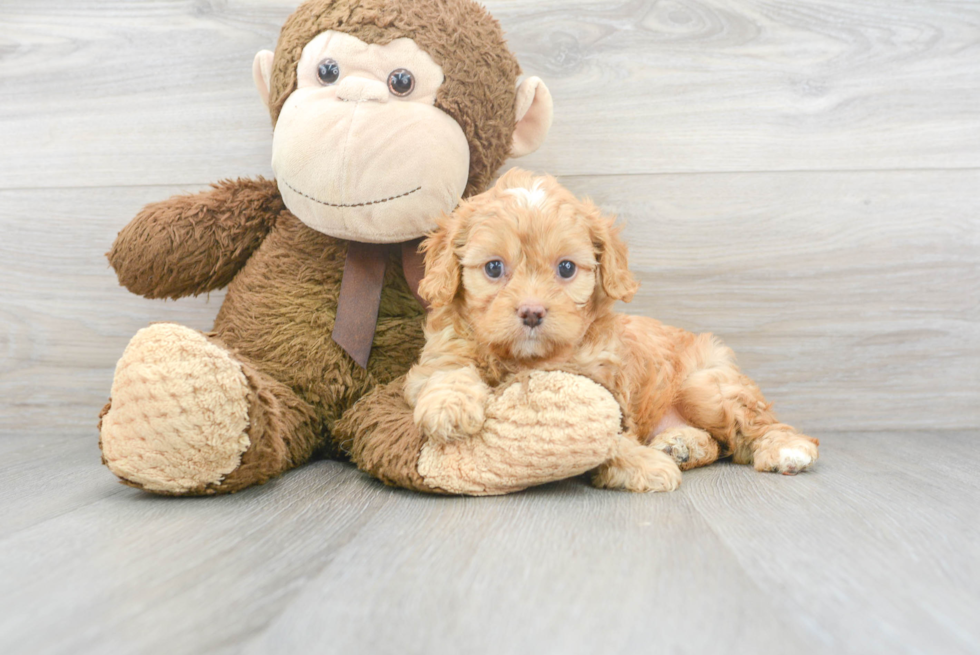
405, 168, 819, 492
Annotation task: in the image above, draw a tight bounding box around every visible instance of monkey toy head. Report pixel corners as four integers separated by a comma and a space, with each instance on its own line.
251, 0, 553, 244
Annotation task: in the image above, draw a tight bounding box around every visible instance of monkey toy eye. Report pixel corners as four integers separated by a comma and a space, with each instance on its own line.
317, 58, 340, 85
557, 260, 577, 279
484, 259, 504, 279
387, 68, 415, 97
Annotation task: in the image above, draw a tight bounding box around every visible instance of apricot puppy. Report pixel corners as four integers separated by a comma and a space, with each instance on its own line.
405, 169, 819, 492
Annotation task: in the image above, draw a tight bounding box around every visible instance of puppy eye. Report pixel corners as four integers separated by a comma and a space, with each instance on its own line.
317, 58, 340, 85
557, 260, 577, 279
387, 69, 415, 97
484, 260, 504, 279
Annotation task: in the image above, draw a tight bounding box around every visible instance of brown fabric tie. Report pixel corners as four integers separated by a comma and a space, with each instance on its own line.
332, 240, 428, 369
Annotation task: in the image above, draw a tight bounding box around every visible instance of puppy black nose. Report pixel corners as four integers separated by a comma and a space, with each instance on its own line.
518, 304, 547, 328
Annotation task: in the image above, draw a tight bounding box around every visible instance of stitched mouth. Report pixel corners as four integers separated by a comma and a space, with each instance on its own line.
281, 179, 422, 208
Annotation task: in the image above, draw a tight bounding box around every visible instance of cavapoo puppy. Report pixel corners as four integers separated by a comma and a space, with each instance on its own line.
404, 168, 819, 492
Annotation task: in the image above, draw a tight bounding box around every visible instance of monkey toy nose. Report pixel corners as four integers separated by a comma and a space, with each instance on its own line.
518, 304, 547, 328
336, 76, 389, 103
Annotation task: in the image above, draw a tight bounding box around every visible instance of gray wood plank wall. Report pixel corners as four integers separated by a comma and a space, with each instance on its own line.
2, 3, 980, 654
1, 0, 977, 435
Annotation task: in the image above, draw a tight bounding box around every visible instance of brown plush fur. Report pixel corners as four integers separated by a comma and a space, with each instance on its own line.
102, 0, 534, 495
108, 178, 285, 299
208, 344, 321, 493
211, 213, 426, 451
337, 377, 444, 493
109, 204, 427, 493
406, 170, 820, 488
268, 0, 521, 198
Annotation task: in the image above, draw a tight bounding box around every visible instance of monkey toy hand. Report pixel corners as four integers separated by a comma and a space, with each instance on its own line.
337, 371, 622, 495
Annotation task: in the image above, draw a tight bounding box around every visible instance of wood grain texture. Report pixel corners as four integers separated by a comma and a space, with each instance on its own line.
0, 431, 978, 655
0, 186, 224, 436
1, 1, 979, 653
684, 431, 980, 655
563, 170, 980, 432
0, 435, 127, 539
2, 171, 976, 435
2, 0, 980, 188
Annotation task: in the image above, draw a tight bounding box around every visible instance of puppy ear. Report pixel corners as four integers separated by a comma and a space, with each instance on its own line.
419, 213, 463, 307
590, 209, 639, 302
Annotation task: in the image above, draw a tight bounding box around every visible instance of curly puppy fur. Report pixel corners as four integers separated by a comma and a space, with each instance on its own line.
405, 169, 819, 491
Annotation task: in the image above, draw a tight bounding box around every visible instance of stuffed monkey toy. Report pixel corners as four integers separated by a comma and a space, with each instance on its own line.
98, 0, 624, 496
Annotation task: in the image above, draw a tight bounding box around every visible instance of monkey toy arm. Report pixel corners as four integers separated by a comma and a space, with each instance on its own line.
108, 177, 284, 299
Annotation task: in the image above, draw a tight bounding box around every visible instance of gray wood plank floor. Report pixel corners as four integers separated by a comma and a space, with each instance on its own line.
1, 430, 978, 654
1, 0, 978, 653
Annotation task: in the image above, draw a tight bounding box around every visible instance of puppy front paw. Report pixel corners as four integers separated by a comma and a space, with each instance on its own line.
593, 438, 682, 493
409, 366, 490, 443
414, 388, 487, 443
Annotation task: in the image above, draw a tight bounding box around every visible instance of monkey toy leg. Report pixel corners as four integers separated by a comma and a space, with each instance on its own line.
100, 325, 623, 496
99, 323, 319, 495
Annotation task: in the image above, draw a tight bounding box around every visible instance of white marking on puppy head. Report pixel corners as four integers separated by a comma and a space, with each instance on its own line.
505, 179, 547, 208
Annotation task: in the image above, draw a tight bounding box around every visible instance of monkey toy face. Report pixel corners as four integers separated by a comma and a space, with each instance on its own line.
267, 31, 469, 243
252, 0, 553, 245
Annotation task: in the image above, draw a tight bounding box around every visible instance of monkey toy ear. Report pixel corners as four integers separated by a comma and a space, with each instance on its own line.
511, 77, 554, 159
253, 50, 275, 109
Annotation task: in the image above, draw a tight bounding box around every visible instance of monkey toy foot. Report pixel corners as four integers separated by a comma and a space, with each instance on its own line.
99, 323, 253, 494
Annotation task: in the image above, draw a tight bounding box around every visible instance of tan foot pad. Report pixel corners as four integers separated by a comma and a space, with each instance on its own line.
100, 324, 251, 493
418, 371, 622, 495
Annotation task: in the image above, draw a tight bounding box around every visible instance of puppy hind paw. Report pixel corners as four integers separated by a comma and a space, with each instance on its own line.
593, 441, 682, 493
650, 428, 694, 463
775, 447, 814, 475
649, 426, 717, 470
654, 440, 688, 463
752, 430, 819, 475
